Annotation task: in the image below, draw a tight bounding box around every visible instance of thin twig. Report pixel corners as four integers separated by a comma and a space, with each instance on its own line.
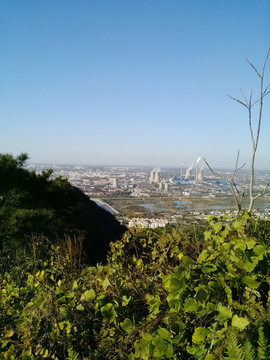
263, 83, 270, 95
239, 175, 248, 205
245, 57, 262, 78
228, 94, 249, 108
252, 89, 270, 106
253, 181, 270, 201
240, 88, 249, 106
203, 158, 223, 179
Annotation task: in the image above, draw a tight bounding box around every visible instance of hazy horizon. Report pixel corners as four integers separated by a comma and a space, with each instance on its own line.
27, 160, 270, 172
1, 1, 270, 170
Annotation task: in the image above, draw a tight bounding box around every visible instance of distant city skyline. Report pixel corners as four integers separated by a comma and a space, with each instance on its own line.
28, 161, 270, 173
1, 1, 270, 169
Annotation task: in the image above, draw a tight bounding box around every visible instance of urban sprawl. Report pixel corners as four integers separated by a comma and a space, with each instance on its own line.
28, 162, 270, 228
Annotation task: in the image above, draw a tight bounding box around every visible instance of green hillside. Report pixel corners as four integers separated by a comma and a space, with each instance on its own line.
0, 153, 125, 264
1, 154, 270, 359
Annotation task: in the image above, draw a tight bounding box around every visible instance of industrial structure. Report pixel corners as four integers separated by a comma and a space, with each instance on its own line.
197, 170, 204, 182
112, 178, 118, 188
185, 164, 193, 180
154, 171, 160, 183
149, 170, 155, 183
149, 168, 161, 184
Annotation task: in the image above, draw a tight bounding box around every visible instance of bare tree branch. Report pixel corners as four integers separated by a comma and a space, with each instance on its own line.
263, 83, 270, 95
228, 94, 249, 108
262, 47, 270, 75
203, 158, 223, 179
207, 48, 269, 214
204, 152, 245, 214
248, 47, 270, 212
239, 175, 248, 205
240, 88, 249, 106
252, 89, 270, 106
253, 181, 270, 201
248, 91, 255, 147
245, 57, 262, 78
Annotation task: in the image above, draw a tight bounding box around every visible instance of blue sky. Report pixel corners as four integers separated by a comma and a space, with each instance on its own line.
1, 0, 270, 169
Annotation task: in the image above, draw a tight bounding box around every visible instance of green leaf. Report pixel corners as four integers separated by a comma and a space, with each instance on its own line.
242, 276, 259, 289
241, 257, 259, 272
43, 349, 49, 358
242, 211, 251, 220
163, 274, 186, 296
157, 327, 171, 341
65, 321, 72, 334
187, 343, 207, 358
217, 303, 232, 320
80, 289, 95, 301
135, 333, 153, 360
146, 294, 161, 316
232, 221, 243, 231
76, 304, 84, 311
126, 353, 135, 360
234, 239, 246, 251
5, 329, 14, 338
153, 339, 173, 358
122, 295, 131, 307
245, 238, 256, 249
204, 230, 212, 240
202, 264, 217, 273
213, 222, 223, 233
198, 250, 208, 263
163, 274, 172, 291
183, 298, 199, 312
232, 315, 249, 331
254, 245, 266, 256
152, 329, 173, 358
205, 355, 216, 360
100, 303, 117, 322
102, 277, 111, 290
120, 318, 133, 333
192, 327, 209, 344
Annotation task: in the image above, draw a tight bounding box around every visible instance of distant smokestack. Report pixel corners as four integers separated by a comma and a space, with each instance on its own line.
198, 170, 203, 182
196, 157, 202, 182
180, 163, 184, 180
164, 182, 169, 192
185, 168, 192, 179
198, 164, 204, 182
159, 182, 163, 191
154, 171, 160, 183
149, 170, 155, 183
187, 163, 193, 171
112, 178, 118, 188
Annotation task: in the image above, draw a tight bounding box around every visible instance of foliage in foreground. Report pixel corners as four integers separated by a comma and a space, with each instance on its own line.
1, 213, 270, 359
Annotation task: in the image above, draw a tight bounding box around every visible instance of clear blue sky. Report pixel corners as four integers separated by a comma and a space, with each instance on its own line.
1, 0, 270, 169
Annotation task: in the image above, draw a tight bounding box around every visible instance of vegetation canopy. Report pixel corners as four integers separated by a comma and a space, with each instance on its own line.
1, 154, 270, 359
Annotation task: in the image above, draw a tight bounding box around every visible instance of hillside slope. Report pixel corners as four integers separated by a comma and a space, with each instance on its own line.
0, 153, 125, 264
